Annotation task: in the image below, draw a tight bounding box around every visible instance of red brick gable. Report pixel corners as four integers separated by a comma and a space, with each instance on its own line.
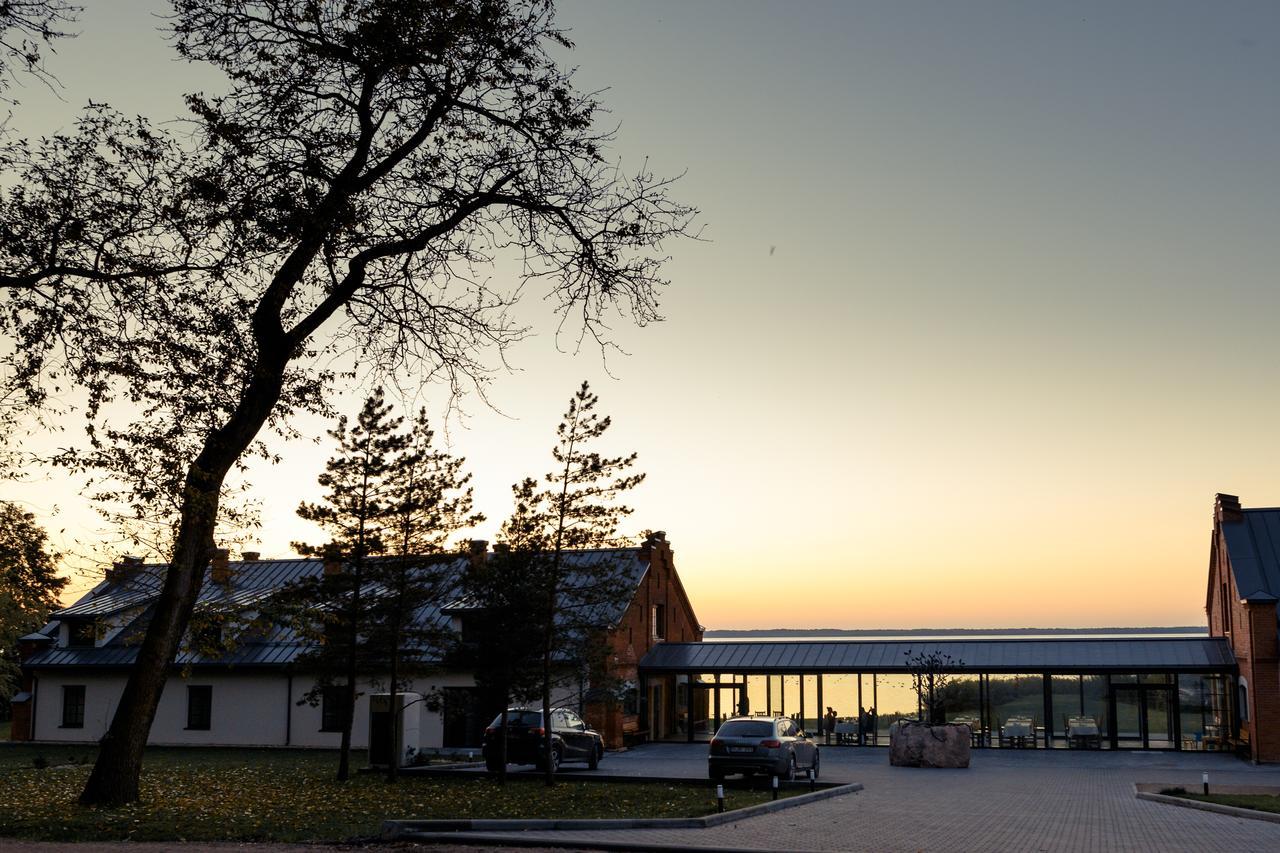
585, 532, 701, 747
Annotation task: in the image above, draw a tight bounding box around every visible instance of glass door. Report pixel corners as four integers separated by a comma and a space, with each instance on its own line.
1111, 685, 1177, 749
1113, 686, 1143, 748
1145, 687, 1175, 749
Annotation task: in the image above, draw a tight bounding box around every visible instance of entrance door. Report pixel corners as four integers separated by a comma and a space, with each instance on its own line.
1145, 687, 1175, 749
1114, 686, 1143, 748
647, 682, 665, 740
1111, 685, 1176, 749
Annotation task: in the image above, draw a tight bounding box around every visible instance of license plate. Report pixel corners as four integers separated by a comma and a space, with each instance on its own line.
728, 746, 754, 754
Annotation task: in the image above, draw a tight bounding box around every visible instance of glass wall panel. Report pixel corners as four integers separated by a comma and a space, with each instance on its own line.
824, 674, 857, 744
939, 674, 982, 743
1049, 675, 1082, 748
674, 674, 689, 740
782, 675, 800, 724
1082, 675, 1109, 749
1178, 674, 1229, 751
987, 674, 1044, 748
802, 675, 819, 734
691, 674, 716, 739
874, 675, 918, 741
745, 675, 768, 718
859, 674, 876, 745
768, 675, 785, 717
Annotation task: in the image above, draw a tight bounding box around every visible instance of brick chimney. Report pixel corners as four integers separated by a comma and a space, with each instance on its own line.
640, 530, 670, 563
106, 554, 145, 583
241, 550, 261, 562
1215, 493, 1243, 524
468, 539, 489, 569
323, 547, 343, 577
493, 542, 511, 555
210, 548, 232, 585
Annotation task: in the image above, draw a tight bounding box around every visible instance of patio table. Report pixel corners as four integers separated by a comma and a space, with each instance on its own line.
1067, 716, 1101, 749
1000, 717, 1035, 748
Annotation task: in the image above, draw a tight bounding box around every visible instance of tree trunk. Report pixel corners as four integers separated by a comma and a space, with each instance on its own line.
338, 563, 362, 782
386, 593, 400, 783
80, 358, 288, 806
497, 689, 510, 785
545, 635, 555, 788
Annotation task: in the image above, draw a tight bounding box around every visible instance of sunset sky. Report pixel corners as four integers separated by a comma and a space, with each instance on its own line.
6, 1, 1280, 630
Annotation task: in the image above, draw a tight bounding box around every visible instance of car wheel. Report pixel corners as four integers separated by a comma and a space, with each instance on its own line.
588, 742, 601, 770
485, 757, 503, 773
551, 744, 563, 772
786, 753, 797, 781
709, 767, 724, 781
811, 750, 820, 779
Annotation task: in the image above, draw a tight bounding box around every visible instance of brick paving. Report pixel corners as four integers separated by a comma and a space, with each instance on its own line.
434, 744, 1280, 852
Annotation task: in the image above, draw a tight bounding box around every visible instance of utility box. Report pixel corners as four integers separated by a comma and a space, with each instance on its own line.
368, 692, 422, 767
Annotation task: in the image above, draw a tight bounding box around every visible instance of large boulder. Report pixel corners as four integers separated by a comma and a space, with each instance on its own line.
889, 721, 971, 768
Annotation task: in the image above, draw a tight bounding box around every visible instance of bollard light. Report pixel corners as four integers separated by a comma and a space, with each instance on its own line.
771, 774, 779, 801
808, 767, 815, 791
716, 783, 725, 813
1202, 771, 1209, 796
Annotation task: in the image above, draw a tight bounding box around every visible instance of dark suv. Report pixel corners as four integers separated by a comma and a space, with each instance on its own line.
708, 716, 819, 781
482, 707, 604, 772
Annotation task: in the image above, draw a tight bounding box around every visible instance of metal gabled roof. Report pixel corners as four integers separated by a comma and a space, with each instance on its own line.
441, 548, 648, 628
1221, 509, 1280, 603
639, 637, 1236, 674
30, 548, 649, 671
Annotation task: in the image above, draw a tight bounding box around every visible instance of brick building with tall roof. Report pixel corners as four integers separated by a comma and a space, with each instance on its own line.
1206, 493, 1280, 763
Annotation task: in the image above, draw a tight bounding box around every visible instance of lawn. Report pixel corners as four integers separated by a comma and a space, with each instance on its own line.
0, 744, 785, 842
1163, 788, 1280, 815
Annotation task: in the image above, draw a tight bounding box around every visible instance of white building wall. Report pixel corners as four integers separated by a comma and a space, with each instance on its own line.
33, 671, 292, 746
28, 669, 571, 750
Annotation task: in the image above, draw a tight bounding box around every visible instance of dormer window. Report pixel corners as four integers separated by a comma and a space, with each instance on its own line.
66, 621, 96, 648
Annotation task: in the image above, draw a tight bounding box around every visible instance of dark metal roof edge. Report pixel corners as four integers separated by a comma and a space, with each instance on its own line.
666, 636, 1216, 646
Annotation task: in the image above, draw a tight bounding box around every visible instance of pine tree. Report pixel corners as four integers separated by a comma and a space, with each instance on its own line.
292, 388, 407, 782
461, 478, 551, 783
375, 410, 481, 781
532, 381, 644, 785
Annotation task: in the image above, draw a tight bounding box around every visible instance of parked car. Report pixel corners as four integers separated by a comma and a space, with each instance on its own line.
482, 707, 604, 772
708, 716, 819, 781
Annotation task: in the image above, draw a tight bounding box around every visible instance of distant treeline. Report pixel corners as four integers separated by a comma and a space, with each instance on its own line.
703, 626, 1207, 638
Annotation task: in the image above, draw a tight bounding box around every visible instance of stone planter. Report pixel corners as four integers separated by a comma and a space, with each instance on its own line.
888, 721, 971, 768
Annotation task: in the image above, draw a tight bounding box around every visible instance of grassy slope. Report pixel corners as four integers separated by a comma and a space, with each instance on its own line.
0, 744, 783, 842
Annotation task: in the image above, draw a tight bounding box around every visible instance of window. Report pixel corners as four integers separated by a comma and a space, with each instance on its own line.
321, 685, 348, 732
651, 604, 666, 640
66, 621, 95, 648
1238, 679, 1249, 722
622, 685, 639, 716
61, 685, 85, 728
186, 685, 212, 730
1221, 582, 1231, 634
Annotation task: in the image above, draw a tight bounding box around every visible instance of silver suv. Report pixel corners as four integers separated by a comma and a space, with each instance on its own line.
708, 716, 819, 781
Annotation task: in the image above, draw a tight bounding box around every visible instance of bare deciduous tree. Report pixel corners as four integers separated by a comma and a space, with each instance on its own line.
0, 0, 694, 806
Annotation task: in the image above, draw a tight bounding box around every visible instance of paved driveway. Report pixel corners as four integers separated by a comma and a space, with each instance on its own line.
447, 744, 1280, 852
